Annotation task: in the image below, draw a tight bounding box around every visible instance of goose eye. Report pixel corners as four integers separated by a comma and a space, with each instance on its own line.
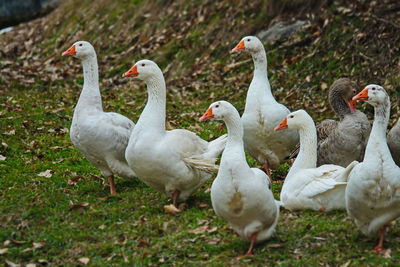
290, 115, 294, 118
141, 63, 145, 67
215, 105, 219, 108
372, 87, 376, 91
247, 38, 251, 42
79, 43, 83, 47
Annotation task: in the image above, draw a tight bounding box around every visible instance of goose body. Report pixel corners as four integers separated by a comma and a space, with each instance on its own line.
62, 41, 136, 195
275, 110, 356, 211
232, 36, 298, 173
200, 101, 279, 257
317, 110, 370, 166
317, 78, 371, 166
388, 118, 400, 166
123, 60, 226, 206
346, 85, 400, 252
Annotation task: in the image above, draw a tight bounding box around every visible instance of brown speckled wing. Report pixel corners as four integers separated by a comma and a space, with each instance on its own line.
316, 119, 338, 141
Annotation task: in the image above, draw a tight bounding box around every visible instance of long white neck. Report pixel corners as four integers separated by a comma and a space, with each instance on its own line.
364, 97, 391, 161
136, 72, 166, 134
76, 54, 102, 111
287, 119, 318, 178
245, 49, 275, 108
220, 108, 247, 167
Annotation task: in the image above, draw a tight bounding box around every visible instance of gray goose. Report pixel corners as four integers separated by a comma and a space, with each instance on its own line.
388, 118, 400, 166
290, 78, 371, 167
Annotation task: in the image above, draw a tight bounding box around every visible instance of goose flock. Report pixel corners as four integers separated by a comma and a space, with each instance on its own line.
62, 36, 400, 257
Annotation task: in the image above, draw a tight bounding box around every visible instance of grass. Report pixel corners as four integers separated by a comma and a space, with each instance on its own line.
1, 79, 400, 266
1, 0, 400, 265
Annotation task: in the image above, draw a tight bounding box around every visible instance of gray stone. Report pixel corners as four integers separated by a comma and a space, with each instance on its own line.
0, 0, 64, 29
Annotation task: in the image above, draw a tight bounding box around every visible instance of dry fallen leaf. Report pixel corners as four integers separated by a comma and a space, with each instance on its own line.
60, 128, 69, 134
340, 260, 351, 267
383, 248, 392, 258
50, 146, 63, 151
26, 264, 36, 267
20, 242, 44, 253
206, 237, 221, 245
136, 239, 150, 248
78, 257, 90, 265
188, 225, 208, 234
178, 203, 186, 211
196, 203, 209, 209
37, 169, 53, 178
69, 202, 89, 211
68, 176, 83, 185
0, 248, 8, 254
5, 260, 19, 267
2, 142, 9, 149
163, 204, 180, 215
3, 129, 16, 136
17, 220, 29, 229
0, 155, 6, 161
33, 242, 44, 249
207, 226, 218, 234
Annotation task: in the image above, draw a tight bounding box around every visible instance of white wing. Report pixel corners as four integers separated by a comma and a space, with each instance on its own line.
295, 166, 346, 199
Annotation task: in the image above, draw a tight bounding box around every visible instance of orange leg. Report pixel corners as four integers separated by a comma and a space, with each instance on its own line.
172, 190, 180, 207
371, 226, 386, 253
263, 162, 272, 182
237, 232, 258, 259
108, 175, 117, 195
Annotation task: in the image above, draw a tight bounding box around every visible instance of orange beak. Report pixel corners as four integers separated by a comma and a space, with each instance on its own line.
231, 40, 245, 53
346, 100, 357, 111
274, 117, 288, 131
62, 45, 76, 56
352, 88, 369, 101
122, 65, 139, 77
199, 107, 214, 121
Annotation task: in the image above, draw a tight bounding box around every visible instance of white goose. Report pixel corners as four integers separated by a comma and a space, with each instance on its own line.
231, 36, 299, 176
346, 85, 400, 252
122, 60, 227, 208
62, 41, 136, 195
200, 101, 279, 258
274, 110, 357, 211
388, 117, 400, 166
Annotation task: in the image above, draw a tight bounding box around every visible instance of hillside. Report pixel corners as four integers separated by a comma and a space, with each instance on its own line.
1, 0, 400, 265
1, 0, 399, 120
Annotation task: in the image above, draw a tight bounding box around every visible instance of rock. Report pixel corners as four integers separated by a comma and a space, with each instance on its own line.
257, 20, 308, 42
0, 26, 13, 34
0, 0, 64, 29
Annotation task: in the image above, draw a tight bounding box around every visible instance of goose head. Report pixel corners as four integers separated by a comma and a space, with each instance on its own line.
199, 101, 234, 121
274, 110, 313, 131
122, 59, 162, 81
231, 36, 264, 54
353, 84, 388, 107
62, 41, 95, 59
329, 78, 358, 113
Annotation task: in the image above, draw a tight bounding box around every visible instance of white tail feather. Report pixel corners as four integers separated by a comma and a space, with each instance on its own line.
183, 157, 219, 174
